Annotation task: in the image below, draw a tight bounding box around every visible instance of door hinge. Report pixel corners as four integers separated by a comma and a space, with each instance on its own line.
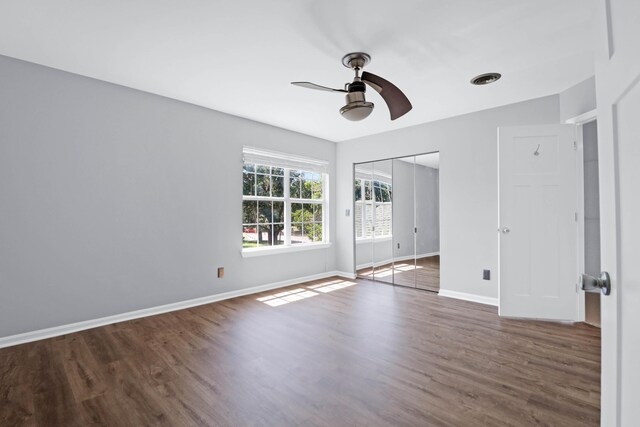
573, 141, 578, 151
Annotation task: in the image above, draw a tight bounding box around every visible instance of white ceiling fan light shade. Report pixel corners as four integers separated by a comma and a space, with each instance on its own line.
340, 102, 375, 121
340, 91, 374, 121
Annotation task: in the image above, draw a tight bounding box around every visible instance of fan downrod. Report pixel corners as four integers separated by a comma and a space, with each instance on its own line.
341, 52, 371, 70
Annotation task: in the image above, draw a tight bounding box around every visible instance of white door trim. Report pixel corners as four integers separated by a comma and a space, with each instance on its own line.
565, 111, 598, 323
565, 109, 597, 125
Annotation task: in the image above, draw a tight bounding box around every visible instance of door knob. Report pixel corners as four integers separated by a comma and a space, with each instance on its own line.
501, 227, 510, 234
579, 272, 611, 296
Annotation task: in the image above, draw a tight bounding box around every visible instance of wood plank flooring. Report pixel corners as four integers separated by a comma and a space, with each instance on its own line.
0, 277, 600, 426
358, 255, 441, 292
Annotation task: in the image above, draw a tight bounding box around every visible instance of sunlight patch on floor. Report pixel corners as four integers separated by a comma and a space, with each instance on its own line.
256, 279, 357, 307
312, 280, 357, 293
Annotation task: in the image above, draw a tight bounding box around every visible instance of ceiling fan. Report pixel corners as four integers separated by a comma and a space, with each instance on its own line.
292, 52, 412, 121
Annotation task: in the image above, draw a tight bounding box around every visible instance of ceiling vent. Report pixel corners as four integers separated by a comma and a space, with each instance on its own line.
470, 72, 502, 85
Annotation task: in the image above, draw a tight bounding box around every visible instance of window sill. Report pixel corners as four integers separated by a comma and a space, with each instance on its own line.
241, 242, 332, 258
356, 236, 393, 244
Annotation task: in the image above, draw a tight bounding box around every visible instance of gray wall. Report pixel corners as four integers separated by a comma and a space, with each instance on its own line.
336, 95, 560, 300
415, 163, 439, 256
391, 158, 415, 260
583, 121, 601, 277
0, 55, 337, 338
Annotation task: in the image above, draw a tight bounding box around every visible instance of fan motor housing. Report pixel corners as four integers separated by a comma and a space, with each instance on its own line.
347, 80, 366, 93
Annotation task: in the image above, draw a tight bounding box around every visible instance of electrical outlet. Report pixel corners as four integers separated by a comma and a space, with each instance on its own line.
483, 269, 490, 280
217, 267, 224, 278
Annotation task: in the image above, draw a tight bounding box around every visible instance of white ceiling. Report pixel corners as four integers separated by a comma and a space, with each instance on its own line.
0, 1, 595, 142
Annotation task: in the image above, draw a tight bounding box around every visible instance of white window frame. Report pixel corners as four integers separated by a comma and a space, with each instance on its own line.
242, 148, 330, 257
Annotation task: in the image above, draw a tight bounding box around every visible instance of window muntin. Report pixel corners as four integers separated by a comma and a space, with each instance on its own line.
243, 163, 326, 250
354, 178, 392, 240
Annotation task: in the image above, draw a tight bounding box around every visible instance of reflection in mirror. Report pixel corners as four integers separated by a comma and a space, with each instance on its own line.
355, 162, 375, 280
392, 156, 417, 287
354, 161, 393, 282
372, 159, 394, 284
414, 152, 440, 292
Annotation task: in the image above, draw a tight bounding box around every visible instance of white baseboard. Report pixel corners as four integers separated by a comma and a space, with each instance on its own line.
0, 270, 354, 349
356, 252, 440, 270
335, 271, 357, 279
438, 289, 498, 307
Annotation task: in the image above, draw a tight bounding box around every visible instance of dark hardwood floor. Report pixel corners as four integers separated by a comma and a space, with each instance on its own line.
358, 255, 441, 292
0, 277, 600, 426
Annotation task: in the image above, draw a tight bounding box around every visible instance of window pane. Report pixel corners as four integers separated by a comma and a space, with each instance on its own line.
313, 223, 323, 242
290, 171, 301, 198
258, 201, 272, 223
243, 225, 257, 248
273, 201, 284, 223
301, 177, 312, 199
364, 180, 372, 201
303, 203, 313, 220
374, 186, 383, 202
354, 180, 361, 201
257, 224, 273, 246
243, 172, 254, 196
243, 157, 326, 250
382, 189, 391, 203
256, 174, 271, 197
273, 224, 285, 245
272, 176, 284, 197
311, 174, 322, 200
291, 223, 303, 244
302, 222, 321, 243
291, 203, 302, 223
243, 201, 257, 223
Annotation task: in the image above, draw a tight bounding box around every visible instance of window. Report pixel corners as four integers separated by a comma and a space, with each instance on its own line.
354, 176, 392, 240
242, 148, 328, 253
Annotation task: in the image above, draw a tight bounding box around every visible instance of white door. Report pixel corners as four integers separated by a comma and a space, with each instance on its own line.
594, 0, 640, 424
498, 124, 578, 320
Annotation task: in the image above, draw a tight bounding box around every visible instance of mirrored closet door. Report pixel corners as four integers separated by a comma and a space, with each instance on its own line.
354, 160, 393, 284
392, 156, 416, 287
355, 152, 440, 292
414, 153, 440, 292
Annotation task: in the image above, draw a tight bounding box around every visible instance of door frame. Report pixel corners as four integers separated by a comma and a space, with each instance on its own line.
566, 109, 598, 323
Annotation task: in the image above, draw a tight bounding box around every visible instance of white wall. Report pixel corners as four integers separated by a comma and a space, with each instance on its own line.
336, 96, 560, 300
559, 77, 596, 123
0, 55, 337, 338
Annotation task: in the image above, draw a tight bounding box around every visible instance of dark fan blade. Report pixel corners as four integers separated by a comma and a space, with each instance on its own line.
361, 71, 412, 120
291, 82, 347, 93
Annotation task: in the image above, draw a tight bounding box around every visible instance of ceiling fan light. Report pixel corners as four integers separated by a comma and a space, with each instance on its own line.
340, 91, 374, 121
340, 102, 375, 121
